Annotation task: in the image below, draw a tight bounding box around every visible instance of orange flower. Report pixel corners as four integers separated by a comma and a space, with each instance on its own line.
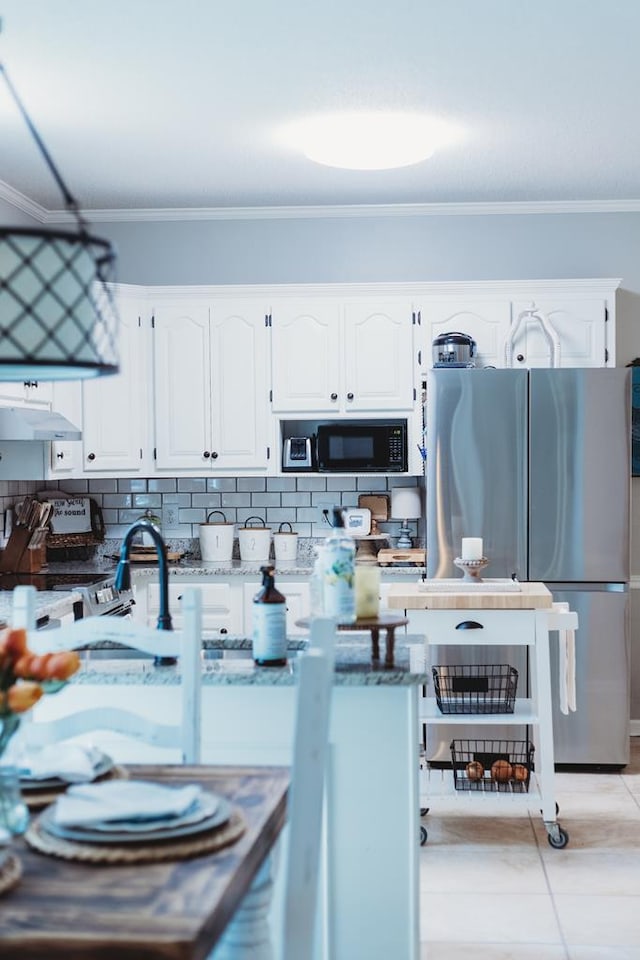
43, 651, 80, 681
0, 627, 28, 660
16, 653, 52, 681
7, 681, 43, 713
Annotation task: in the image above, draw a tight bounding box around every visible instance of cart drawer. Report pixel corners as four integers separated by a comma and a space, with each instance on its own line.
405, 609, 537, 646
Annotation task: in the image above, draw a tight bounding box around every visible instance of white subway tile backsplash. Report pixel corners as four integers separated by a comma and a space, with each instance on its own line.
237, 478, 266, 492
148, 479, 177, 493
37, 475, 421, 545
88, 479, 118, 493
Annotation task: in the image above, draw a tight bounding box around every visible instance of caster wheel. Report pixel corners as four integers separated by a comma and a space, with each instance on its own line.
420, 825, 428, 846
547, 826, 569, 849
420, 808, 429, 817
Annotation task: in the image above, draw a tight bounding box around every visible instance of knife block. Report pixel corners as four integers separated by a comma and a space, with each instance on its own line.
0, 528, 46, 573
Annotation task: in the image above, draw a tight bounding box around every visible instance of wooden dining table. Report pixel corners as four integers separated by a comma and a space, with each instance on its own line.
0, 763, 289, 960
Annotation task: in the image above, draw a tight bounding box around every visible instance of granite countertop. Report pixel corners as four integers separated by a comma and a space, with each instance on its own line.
71, 634, 428, 687
43, 559, 426, 579
0, 590, 83, 629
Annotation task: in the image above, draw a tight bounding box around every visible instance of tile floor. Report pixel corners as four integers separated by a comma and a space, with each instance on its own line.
419, 738, 640, 959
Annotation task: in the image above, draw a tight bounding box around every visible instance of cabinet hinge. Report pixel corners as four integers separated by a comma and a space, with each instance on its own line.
151, 314, 155, 328
267, 446, 270, 460
418, 349, 422, 366
139, 448, 143, 460
265, 314, 272, 328
413, 387, 417, 401
269, 388, 273, 402
605, 347, 609, 364
153, 447, 157, 460
138, 316, 142, 328
605, 306, 609, 322
412, 310, 421, 325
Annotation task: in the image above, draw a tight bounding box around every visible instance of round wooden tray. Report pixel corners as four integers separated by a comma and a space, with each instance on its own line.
0, 852, 22, 896
25, 808, 246, 864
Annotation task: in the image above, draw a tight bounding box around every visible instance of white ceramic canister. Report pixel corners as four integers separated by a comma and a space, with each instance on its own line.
238, 516, 272, 564
273, 521, 298, 565
199, 510, 235, 563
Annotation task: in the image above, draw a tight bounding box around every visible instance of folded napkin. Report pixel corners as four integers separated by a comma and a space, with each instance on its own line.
53, 780, 203, 828
18, 744, 103, 783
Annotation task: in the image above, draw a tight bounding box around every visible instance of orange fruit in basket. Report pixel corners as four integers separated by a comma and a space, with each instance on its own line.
512, 763, 529, 782
465, 760, 484, 781
490, 759, 513, 783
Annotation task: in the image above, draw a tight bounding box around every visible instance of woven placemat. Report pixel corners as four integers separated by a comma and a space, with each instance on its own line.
0, 852, 22, 895
24, 809, 246, 864
23, 765, 130, 811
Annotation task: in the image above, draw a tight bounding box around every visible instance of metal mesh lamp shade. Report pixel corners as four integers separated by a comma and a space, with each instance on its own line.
391, 487, 422, 549
0, 227, 119, 379
0, 61, 119, 380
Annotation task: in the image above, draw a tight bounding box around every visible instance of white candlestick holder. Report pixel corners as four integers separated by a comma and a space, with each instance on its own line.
454, 556, 489, 582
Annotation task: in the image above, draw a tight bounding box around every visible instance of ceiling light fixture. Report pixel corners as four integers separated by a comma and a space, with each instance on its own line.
0, 61, 119, 380
280, 110, 464, 171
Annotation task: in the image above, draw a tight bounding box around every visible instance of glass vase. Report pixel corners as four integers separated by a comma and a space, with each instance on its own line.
0, 766, 29, 836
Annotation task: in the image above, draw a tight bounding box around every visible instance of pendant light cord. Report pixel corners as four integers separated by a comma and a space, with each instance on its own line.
0, 61, 88, 234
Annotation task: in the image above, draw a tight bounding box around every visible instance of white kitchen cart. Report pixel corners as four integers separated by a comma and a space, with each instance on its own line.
387, 582, 577, 849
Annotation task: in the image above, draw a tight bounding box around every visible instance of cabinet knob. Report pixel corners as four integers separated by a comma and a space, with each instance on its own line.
347, 392, 354, 401
220, 628, 228, 635
330, 392, 338, 401
203, 451, 211, 459
211, 451, 218, 459
87, 452, 96, 461
516, 354, 525, 363
56, 452, 64, 460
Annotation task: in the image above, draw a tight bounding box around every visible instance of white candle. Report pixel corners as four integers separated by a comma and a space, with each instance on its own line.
461, 537, 483, 561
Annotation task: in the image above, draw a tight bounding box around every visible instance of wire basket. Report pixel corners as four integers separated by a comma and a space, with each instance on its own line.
450, 739, 534, 793
432, 664, 518, 714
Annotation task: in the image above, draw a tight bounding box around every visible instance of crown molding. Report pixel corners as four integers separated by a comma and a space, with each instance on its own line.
0, 181, 48, 222
2, 181, 640, 224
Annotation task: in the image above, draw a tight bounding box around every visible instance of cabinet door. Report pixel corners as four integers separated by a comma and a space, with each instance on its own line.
510, 299, 606, 368
147, 580, 242, 635
270, 300, 341, 412
153, 300, 212, 470
210, 301, 269, 470
81, 293, 147, 472
48, 380, 82, 475
242, 581, 310, 637
425, 300, 512, 369
343, 300, 415, 411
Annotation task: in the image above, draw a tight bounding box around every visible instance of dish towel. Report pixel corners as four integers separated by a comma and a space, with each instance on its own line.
53, 779, 203, 827
552, 601, 577, 715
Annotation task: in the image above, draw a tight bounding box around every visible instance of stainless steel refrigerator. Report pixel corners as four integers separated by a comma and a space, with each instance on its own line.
425, 367, 631, 767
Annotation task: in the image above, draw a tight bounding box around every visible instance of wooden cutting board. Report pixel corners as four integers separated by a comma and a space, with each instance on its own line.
386, 581, 553, 609
110, 549, 184, 564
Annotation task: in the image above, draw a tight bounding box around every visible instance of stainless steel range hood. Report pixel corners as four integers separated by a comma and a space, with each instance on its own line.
0, 407, 82, 441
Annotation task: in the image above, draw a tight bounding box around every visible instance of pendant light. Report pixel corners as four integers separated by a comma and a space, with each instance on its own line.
0, 61, 119, 380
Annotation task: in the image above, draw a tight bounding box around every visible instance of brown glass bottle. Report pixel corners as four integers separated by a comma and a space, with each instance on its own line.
252, 564, 287, 666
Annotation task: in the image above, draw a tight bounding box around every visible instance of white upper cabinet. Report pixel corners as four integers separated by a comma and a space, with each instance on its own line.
427, 300, 512, 369
508, 299, 607, 368
270, 296, 416, 413
81, 288, 149, 473
47, 379, 82, 476
152, 296, 270, 472
0, 379, 53, 408
420, 280, 618, 371
270, 299, 339, 412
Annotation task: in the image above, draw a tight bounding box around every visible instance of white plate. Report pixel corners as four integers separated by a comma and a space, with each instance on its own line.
19, 752, 113, 791
40, 793, 231, 844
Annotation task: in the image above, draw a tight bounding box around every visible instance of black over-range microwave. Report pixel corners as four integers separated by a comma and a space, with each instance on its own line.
315, 419, 408, 473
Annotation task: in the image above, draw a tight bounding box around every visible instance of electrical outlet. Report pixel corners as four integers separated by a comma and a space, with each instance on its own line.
163, 504, 180, 529
315, 496, 337, 527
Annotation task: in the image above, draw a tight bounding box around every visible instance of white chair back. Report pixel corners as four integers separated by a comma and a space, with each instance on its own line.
210, 617, 336, 960
10, 585, 202, 764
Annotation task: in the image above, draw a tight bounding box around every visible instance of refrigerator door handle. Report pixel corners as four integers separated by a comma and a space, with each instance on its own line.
455, 620, 484, 630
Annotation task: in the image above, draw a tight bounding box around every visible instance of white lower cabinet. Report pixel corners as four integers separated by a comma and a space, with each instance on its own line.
243, 579, 310, 637
142, 580, 242, 637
